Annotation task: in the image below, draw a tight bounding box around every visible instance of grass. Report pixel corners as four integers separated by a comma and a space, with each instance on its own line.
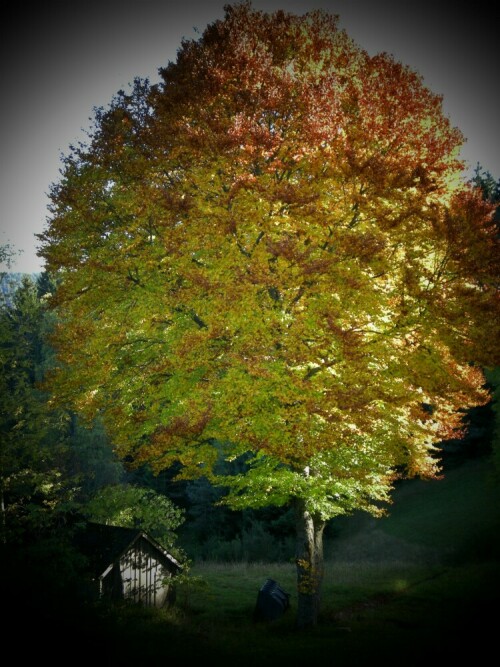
327, 454, 500, 561
6, 455, 500, 665
77, 558, 497, 665
381, 456, 500, 553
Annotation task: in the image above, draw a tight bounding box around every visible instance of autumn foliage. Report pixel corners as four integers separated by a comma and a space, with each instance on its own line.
39, 3, 499, 627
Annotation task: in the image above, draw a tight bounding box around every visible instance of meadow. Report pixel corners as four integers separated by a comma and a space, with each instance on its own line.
28, 453, 497, 666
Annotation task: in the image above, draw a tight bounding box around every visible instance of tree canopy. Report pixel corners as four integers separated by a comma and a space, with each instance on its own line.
38, 3, 500, 626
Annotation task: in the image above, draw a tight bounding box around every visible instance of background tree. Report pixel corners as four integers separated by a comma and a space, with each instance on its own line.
39, 4, 500, 628
0, 243, 22, 283
67, 414, 125, 497
0, 271, 124, 542
471, 163, 500, 216
0, 244, 14, 269
0, 274, 75, 541
469, 165, 500, 475
82, 483, 185, 556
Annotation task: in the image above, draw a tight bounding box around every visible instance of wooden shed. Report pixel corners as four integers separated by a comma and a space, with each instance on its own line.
75, 522, 182, 608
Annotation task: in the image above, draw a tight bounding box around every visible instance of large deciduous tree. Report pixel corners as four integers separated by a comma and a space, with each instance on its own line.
39, 4, 499, 627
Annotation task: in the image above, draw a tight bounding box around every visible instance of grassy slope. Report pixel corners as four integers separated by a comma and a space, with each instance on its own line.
176, 455, 500, 664
328, 454, 500, 563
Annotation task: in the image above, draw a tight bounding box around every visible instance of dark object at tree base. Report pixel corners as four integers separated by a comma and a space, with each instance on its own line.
254, 578, 290, 622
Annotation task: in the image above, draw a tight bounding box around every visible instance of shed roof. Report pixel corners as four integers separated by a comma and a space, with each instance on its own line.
74, 522, 182, 578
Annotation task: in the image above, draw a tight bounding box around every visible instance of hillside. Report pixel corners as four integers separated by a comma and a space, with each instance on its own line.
327, 454, 500, 565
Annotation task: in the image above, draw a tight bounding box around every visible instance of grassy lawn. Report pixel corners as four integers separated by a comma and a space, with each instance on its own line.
80, 558, 497, 665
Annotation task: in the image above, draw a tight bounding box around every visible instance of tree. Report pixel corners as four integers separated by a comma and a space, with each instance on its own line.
82, 484, 185, 555
38, 4, 500, 628
0, 245, 14, 277
66, 414, 125, 497
0, 243, 21, 278
0, 274, 76, 541
471, 163, 500, 210
469, 166, 500, 474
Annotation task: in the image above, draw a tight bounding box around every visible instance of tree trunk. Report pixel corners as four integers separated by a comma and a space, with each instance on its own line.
294, 497, 326, 629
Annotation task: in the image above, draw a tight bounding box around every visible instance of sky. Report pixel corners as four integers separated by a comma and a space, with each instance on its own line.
1, 1, 498, 274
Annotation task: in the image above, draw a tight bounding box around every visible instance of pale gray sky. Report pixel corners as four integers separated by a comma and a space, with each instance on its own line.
1, 1, 498, 273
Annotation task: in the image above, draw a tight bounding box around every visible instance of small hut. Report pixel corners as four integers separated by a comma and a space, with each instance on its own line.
75, 522, 182, 608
